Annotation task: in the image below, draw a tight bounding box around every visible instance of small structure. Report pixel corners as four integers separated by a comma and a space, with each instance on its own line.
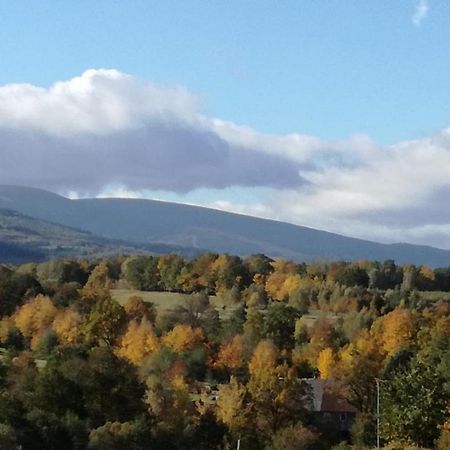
304, 379, 356, 436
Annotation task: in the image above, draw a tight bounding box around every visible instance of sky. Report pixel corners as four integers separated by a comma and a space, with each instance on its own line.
1, 1, 450, 248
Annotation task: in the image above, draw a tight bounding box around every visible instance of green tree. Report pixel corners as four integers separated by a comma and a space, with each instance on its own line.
125, 257, 160, 291
0, 267, 42, 316
83, 299, 126, 346
334, 264, 369, 288
244, 254, 274, 278
212, 254, 250, 293
243, 307, 264, 347
381, 356, 450, 448
157, 254, 185, 292
88, 418, 152, 450
262, 303, 299, 350
0, 423, 19, 450
82, 347, 147, 427
56, 259, 89, 285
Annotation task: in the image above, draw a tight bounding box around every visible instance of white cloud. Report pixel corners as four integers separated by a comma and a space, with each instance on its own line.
96, 185, 144, 199
1, 69, 450, 248
0, 69, 198, 135
412, 0, 429, 26
208, 199, 273, 220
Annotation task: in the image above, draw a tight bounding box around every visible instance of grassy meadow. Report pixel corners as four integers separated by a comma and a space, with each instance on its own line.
111, 288, 238, 319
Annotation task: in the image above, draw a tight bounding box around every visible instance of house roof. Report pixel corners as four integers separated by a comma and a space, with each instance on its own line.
303, 379, 356, 413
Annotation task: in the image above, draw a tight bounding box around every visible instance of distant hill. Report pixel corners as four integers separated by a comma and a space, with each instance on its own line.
1, 185, 450, 267
0, 207, 198, 264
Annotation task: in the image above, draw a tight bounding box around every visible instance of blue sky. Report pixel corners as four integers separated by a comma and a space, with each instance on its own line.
0, 0, 449, 143
1, 1, 450, 249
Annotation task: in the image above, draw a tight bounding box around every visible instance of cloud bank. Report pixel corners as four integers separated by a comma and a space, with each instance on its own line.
1, 69, 450, 248
0, 70, 304, 193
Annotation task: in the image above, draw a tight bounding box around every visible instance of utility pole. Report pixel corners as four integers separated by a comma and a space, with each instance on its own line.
376, 378, 380, 449
375, 378, 386, 449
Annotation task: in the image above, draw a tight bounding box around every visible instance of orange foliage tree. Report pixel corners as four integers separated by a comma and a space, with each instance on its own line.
13, 295, 57, 349
213, 334, 246, 374
116, 318, 160, 365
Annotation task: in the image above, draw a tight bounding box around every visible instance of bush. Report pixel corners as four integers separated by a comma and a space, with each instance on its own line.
266, 424, 321, 450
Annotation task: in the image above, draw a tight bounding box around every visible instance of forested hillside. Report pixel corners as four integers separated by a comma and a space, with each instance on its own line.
2, 185, 450, 266
0, 208, 200, 263
0, 208, 117, 263
0, 253, 449, 449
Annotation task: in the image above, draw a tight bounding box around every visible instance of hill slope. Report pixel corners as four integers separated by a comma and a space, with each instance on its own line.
0, 185, 450, 266
0, 208, 145, 263
0, 208, 198, 264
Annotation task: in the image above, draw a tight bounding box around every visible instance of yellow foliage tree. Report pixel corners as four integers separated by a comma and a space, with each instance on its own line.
14, 295, 57, 349
265, 260, 311, 301
317, 347, 335, 379
338, 329, 382, 372
53, 308, 82, 345
162, 324, 204, 353
211, 254, 230, 291
372, 308, 417, 356
265, 271, 288, 301
116, 318, 160, 365
216, 377, 250, 433
248, 339, 278, 376
335, 329, 385, 413
170, 375, 191, 416
248, 341, 309, 436
279, 274, 303, 300
84, 260, 113, 290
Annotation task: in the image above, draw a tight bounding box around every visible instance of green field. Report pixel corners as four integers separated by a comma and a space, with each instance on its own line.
111, 289, 238, 319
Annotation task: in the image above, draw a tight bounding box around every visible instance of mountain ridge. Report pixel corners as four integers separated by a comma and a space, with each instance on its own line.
0, 185, 449, 267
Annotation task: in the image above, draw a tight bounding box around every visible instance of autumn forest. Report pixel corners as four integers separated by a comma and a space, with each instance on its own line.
0, 253, 449, 449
